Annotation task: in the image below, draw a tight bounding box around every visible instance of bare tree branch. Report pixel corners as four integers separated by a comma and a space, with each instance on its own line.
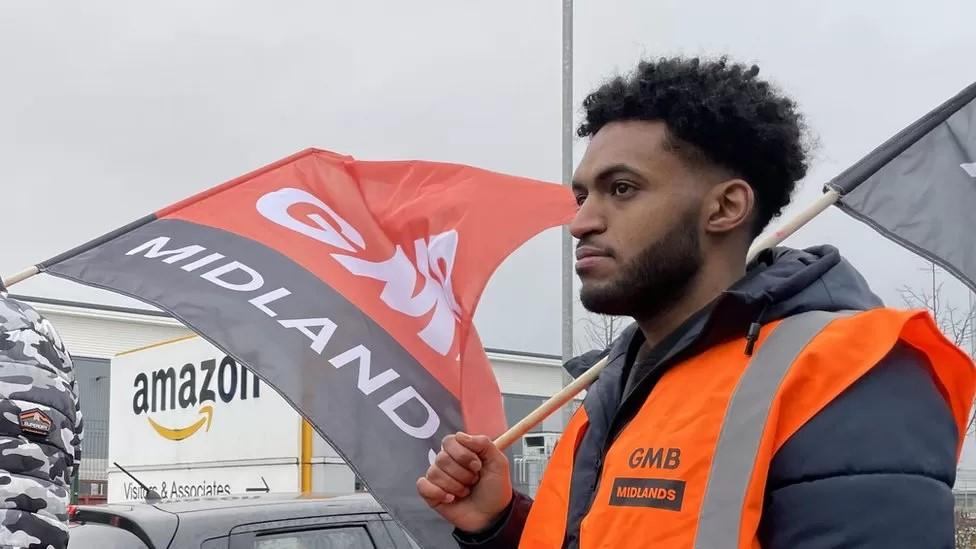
575, 313, 627, 354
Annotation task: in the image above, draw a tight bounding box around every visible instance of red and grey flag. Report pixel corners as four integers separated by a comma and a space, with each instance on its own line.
39, 148, 577, 546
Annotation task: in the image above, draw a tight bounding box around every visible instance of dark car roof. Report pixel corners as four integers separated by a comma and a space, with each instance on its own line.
77, 491, 382, 515
143, 491, 381, 514
73, 492, 389, 548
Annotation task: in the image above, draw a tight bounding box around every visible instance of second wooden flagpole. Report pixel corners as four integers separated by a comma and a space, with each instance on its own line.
1, 266, 39, 290
747, 189, 841, 263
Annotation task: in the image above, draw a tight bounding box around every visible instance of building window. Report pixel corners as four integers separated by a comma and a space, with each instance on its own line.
501, 394, 547, 435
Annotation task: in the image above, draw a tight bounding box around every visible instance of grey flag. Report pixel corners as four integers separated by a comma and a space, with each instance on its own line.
827, 81, 976, 290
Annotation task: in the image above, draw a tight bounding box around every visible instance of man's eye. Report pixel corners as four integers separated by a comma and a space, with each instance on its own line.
575, 193, 587, 206
611, 183, 633, 196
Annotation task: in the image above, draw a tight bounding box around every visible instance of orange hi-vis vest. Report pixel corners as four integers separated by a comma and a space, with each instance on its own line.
519, 309, 976, 549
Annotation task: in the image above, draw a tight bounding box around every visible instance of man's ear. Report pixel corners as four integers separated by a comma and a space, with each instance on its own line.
702, 179, 755, 235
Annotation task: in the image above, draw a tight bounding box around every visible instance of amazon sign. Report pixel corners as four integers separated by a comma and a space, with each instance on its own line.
132, 356, 262, 441
109, 335, 309, 502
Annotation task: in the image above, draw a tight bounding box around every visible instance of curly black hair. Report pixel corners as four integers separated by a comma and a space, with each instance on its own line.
578, 56, 809, 236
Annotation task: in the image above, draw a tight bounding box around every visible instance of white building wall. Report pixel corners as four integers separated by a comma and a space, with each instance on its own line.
488, 352, 565, 397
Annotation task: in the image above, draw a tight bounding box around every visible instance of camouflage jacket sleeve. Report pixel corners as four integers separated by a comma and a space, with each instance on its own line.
0, 291, 83, 549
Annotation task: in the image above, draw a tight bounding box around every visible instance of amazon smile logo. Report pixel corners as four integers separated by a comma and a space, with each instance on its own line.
132, 356, 261, 441
148, 404, 214, 441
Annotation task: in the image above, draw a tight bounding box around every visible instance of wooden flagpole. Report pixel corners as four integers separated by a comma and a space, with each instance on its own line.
1, 266, 39, 289
747, 188, 841, 263
494, 355, 608, 451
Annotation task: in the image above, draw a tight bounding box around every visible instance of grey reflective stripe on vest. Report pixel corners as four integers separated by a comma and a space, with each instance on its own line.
693, 310, 853, 548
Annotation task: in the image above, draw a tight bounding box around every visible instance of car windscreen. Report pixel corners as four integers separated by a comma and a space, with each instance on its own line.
67, 522, 151, 549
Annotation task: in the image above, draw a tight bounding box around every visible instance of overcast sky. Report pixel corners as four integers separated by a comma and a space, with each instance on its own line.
3, 1, 975, 358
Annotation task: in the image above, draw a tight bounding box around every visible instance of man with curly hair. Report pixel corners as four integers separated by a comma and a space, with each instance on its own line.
418, 55, 975, 548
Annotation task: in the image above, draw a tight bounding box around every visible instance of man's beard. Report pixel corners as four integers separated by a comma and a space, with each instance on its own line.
579, 210, 702, 318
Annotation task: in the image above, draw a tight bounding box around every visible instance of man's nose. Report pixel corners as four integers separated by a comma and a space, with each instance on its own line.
570, 196, 607, 240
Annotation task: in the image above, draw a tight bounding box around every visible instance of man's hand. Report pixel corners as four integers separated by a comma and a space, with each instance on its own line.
417, 432, 513, 533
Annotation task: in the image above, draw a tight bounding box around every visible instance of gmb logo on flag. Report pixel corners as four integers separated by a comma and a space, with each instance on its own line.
257, 187, 462, 356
